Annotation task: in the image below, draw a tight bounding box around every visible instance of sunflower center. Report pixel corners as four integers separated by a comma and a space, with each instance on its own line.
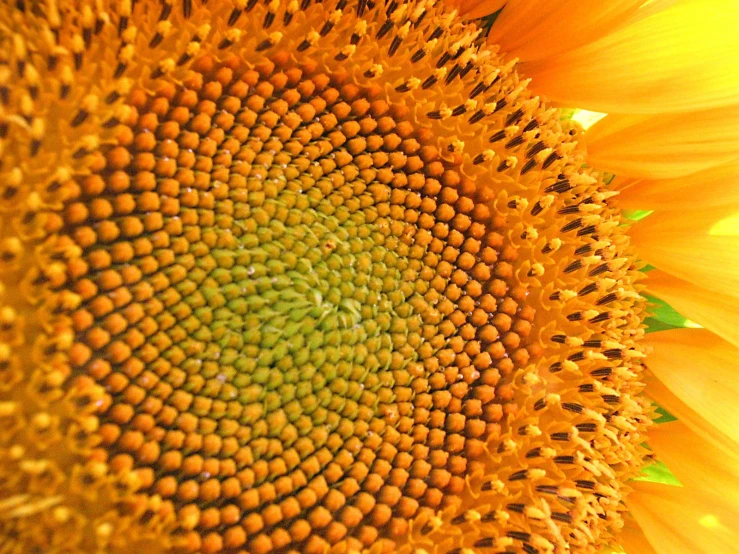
63, 59, 539, 552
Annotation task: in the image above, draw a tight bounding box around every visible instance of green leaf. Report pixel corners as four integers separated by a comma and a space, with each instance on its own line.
623, 209, 653, 222
653, 404, 677, 424
633, 460, 682, 487
644, 294, 701, 333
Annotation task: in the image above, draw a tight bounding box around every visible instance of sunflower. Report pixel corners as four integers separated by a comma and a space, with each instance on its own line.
0, 0, 736, 553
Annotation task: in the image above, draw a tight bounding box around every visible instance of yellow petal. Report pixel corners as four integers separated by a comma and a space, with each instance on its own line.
448, 0, 506, 19
631, 209, 739, 299
645, 329, 739, 445
616, 160, 739, 211
584, 106, 739, 179
646, 375, 737, 461
628, 481, 738, 554
619, 520, 658, 554
486, 0, 644, 62
648, 421, 739, 496
522, 0, 739, 113
646, 270, 739, 348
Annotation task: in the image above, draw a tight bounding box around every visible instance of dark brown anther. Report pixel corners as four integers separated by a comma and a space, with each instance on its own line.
159, 2, 172, 20
579, 282, 598, 296
508, 470, 527, 481
497, 159, 512, 172
542, 151, 560, 168
445, 64, 462, 84
588, 312, 611, 324
520, 159, 537, 175
263, 11, 275, 28
505, 109, 525, 126
421, 75, 437, 89
505, 135, 524, 149
589, 263, 610, 277
176, 52, 193, 65
183, 0, 192, 18
228, 8, 242, 25
388, 36, 402, 56
114, 63, 127, 78
474, 538, 496, 548
489, 130, 506, 143
150, 33, 164, 47
567, 312, 583, 322
545, 179, 571, 193
468, 110, 485, 124
554, 456, 575, 464
118, 16, 128, 35
577, 225, 597, 236
30, 139, 41, 156
297, 40, 311, 51
74, 52, 83, 70
559, 204, 581, 215
576, 480, 596, 490
526, 141, 546, 159
561, 218, 583, 233
551, 432, 570, 442
576, 423, 597, 432
523, 119, 539, 132
508, 531, 532, 542
71, 110, 89, 127
436, 52, 451, 68
562, 402, 583, 413
552, 512, 573, 523
468, 81, 486, 98
376, 20, 393, 39
564, 260, 583, 274
320, 21, 335, 35
451, 105, 466, 116
596, 292, 618, 306
536, 485, 559, 495
507, 503, 525, 513
256, 39, 272, 51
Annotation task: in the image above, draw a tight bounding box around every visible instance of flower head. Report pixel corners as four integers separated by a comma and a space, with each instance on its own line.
0, 1, 736, 553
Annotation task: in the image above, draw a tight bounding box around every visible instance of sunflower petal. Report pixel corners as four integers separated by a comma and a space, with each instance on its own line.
447, 0, 506, 19
631, 210, 739, 299
619, 520, 658, 554
645, 329, 739, 445
584, 106, 739, 179
648, 421, 739, 497
646, 376, 737, 461
521, 0, 739, 113
628, 481, 739, 554
485, 0, 645, 62
615, 161, 739, 211
646, 270, 739, 348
